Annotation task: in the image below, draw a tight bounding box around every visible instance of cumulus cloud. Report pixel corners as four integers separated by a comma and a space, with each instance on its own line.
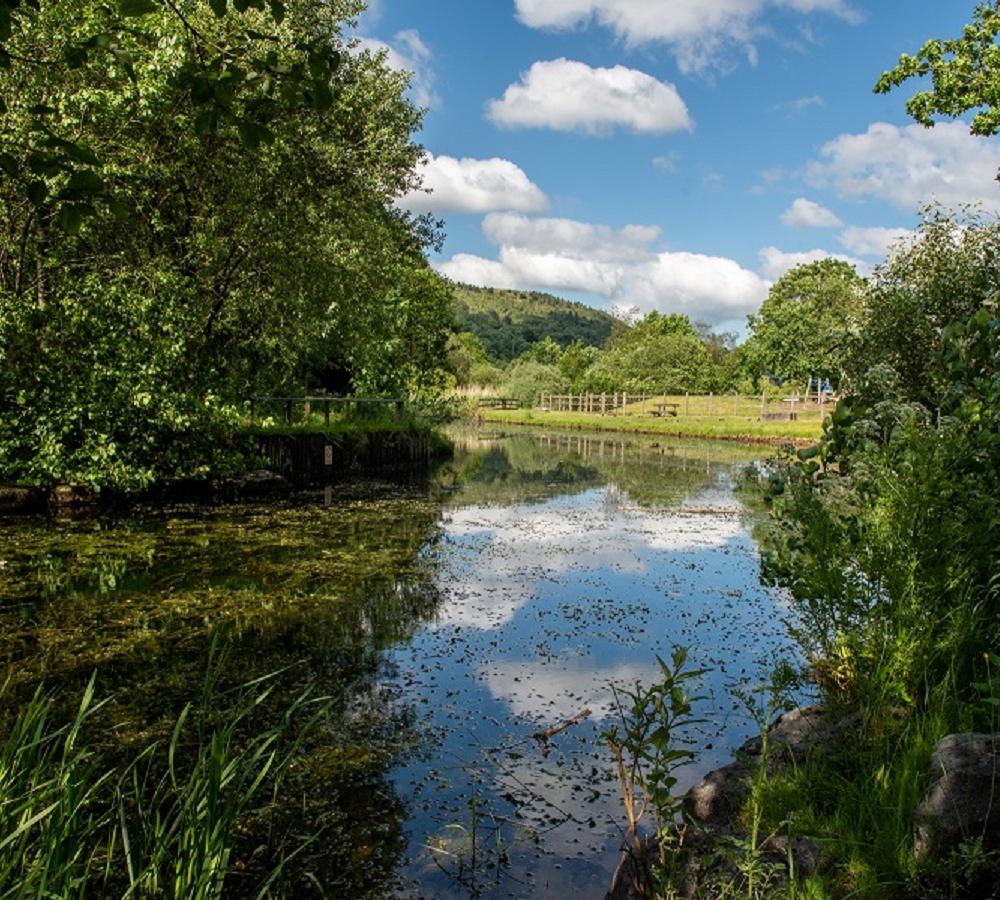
780, 197, 843, 229
774, 95, 824, 115
806, 121, 1000, 213
758, 246, 868, 280
487, 58, 692, 135
399, 154, 548, 214
513, 0, 861, 75
436, 212, 768, 323
837, 226, 914, 258
355, 30, 439, 108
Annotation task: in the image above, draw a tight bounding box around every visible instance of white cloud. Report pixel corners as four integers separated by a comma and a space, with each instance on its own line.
775, 95, 824, 115
399, 154, 548, 214
758, 246, 868, 280
487, 58, 692, 135
436, 212, 768, 323
355, 30, 439, 109
837, 226, 914, 258
653, 152, 680, 173
780, 197, 843, 229
806, 121, 1000, 213
513, 0, 861, 75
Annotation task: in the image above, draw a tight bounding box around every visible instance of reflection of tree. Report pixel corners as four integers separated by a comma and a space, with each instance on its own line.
443, 428, 763, 510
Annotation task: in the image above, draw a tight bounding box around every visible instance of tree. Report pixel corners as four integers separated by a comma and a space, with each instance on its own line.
849, 210, 1000, 406
582, 313, 715, 395
743, 259, 864, 388
444, 332, 489, 386
0, 0, 445, 488
875, 3, 1000, 141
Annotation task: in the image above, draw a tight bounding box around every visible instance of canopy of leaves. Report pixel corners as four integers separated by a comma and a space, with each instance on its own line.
742, 259, 864, 387
581, 312, 715, 395
874, 2, 1000, 138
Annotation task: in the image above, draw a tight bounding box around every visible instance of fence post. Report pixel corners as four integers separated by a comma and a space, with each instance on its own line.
394, 399, 404, 420
601, 393, 606, 415
760, 391, 765, 419
623, 391, 628, 415
304, 399, 311, 421
708, 392, 713, 416
685, 392, 689, 416
324, 400, 331, 428
284, 399, 292, 425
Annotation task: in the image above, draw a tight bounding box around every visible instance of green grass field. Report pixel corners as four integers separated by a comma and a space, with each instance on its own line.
477, 394, 825, 444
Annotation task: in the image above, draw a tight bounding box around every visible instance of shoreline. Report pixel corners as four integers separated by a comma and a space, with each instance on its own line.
475, 409, 820, 448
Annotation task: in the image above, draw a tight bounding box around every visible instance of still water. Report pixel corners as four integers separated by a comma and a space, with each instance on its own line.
0, 428, 803, 899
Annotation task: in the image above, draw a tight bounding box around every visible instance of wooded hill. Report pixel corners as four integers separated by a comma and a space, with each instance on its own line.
452, 283, 620, 361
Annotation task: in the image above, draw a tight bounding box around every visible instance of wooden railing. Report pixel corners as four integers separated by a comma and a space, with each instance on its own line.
249, 395, 404, 426
477, 397, 522, 410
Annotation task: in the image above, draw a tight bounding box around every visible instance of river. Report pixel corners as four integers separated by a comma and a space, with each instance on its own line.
0, 427, 804, 899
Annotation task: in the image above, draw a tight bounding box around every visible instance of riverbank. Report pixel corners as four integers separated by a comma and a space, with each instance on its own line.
476, 408, 822, 446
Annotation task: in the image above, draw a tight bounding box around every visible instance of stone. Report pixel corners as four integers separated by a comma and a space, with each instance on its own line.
913, 733, 1000, 861
738, 705, 860, 768
684, 761, 752, 828
760, 835, 823, 878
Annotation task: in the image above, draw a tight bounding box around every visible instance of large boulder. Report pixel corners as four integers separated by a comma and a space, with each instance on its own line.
913, 733, 1000, 861
684, 706, 858, 828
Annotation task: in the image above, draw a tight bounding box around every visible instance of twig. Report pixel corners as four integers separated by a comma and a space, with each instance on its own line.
530, 707, 591, 756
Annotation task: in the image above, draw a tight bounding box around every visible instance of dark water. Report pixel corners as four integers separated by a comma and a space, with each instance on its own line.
0, 428, 805, 899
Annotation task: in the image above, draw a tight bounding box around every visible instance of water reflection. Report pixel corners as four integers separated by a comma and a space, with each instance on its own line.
388, 429, 802, 899
0, 429, 801, 899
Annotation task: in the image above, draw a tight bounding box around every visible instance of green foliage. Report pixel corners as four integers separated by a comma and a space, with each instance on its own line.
583, 313, 716, 394
743, 259, 865, 387
0, 0, 447, 489
451, 282, 618, 362
603, 648, 706, 891
501, 359, 569, 407
851, 209, 1000, 406
444, 332, 489, 386
557, 339, 601, 387
875, 2, 1000, 138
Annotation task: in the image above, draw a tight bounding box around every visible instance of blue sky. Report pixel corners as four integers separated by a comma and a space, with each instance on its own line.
356, 1, 1000, 333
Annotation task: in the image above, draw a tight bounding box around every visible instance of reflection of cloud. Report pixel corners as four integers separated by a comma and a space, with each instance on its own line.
433, 489, 745, 630
483, 659, 657, 722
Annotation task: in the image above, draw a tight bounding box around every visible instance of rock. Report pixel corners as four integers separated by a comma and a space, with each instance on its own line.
685, 761, 752, 828
913, 733, 1000, 861
760, 835, 823, 878
738, 705, 860, 768
606, 836, 658, 900
0, 485, 38, 513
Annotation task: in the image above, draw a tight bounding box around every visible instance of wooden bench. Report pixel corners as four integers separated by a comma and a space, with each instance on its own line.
650, 402, 679, 418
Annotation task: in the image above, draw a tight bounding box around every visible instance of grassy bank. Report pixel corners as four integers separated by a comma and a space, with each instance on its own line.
477, 403, 822, 445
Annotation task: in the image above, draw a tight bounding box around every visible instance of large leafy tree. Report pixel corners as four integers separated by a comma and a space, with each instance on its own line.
743, 259, 864, 388
583, 312, 716, 394
0, 0, 447, 488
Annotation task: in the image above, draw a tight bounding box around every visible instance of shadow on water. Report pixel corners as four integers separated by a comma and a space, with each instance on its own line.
0, 428, 802, 898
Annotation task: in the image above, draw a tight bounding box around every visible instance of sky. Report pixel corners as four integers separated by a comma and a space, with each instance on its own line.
356, 1, 1000, 334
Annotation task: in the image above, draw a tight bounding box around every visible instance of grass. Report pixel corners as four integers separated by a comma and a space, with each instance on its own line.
476, 394, 824, 445
0, 652, 326, 900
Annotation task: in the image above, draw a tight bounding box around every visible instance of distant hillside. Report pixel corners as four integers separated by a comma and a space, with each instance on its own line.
452, 283, 620, 362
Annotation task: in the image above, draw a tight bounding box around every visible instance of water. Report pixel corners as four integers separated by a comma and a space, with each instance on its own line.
0, 428, 803, 898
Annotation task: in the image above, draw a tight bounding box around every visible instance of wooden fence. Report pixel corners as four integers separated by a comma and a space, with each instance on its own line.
536, 391, 835, 421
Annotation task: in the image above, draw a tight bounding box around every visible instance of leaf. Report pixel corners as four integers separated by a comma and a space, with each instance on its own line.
65, 169, 105, 195
57, 203, 86, 233
27, 180, 47, 205
118, 0, 159, 16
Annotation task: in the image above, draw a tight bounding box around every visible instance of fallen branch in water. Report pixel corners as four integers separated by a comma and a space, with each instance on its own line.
531, 708, 591, 756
